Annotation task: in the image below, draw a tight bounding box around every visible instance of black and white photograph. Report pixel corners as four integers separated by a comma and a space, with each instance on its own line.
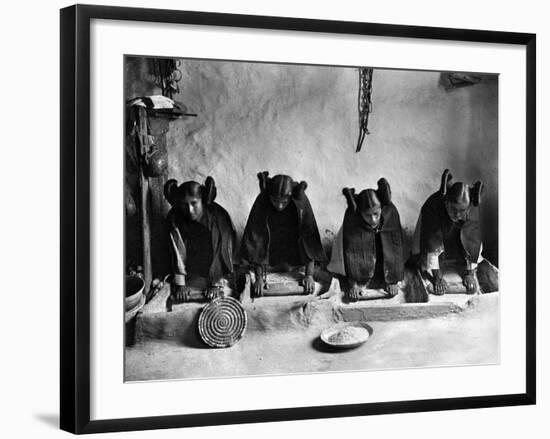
124, 56, 500, 381
1, 0, 544, 436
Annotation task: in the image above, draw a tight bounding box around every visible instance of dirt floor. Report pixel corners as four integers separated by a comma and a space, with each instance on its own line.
124, 293, 499, 382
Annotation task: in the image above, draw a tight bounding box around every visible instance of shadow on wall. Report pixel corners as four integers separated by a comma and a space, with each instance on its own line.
124, 57, 499, 277
437, 71, 499, 266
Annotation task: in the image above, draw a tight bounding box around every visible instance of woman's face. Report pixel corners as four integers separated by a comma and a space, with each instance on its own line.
360, 206, 382, 228
445, 200, 470, 223
270, 195, 291, 212
177, 195, 203, 221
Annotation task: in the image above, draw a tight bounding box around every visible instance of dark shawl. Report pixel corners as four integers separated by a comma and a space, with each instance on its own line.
240, 192, 327, 266
167, 202, 236, 281
419, 192, 482, 263
343, 202, 404, 284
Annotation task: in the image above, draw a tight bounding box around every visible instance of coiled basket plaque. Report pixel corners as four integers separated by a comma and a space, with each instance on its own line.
198, 296, 247, 348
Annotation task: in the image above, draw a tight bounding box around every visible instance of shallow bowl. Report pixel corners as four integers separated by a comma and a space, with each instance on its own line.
320, 321, 373, 349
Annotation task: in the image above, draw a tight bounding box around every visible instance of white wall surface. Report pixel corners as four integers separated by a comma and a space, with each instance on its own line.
0, 0, 547, 438
126, 58, 499, 270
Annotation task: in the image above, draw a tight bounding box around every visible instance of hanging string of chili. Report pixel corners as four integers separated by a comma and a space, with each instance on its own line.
356, 68, 373, 152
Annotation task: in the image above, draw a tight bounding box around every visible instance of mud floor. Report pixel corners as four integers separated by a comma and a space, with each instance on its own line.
124, 293, 499, 382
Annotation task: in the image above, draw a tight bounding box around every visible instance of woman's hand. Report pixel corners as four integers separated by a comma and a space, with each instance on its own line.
433, 278, 447, 295
432, 269, 447, 296
171, 285, 191, 302
346, 282, 362, 302
385, 283, 399, 297
252, 265, 266, 298
204, 285, 221, 300
463, 270, 481, 295
252, 278, 264, 297
303, 275, 315, 295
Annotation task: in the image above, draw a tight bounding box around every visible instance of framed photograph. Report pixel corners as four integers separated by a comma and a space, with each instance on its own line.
60, 4, 536, 434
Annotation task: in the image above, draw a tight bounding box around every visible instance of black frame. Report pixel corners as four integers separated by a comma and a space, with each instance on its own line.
60, 4, 536, 434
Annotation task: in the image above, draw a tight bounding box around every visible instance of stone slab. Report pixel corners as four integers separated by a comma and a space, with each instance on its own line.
134, 281, 488, 343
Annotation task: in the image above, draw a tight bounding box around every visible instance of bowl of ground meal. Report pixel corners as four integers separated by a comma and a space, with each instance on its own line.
320, 322, 373, 349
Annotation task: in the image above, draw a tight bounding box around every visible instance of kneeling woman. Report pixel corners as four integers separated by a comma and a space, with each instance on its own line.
164, 177, 236, 302
240, 172, 327, 297
409, 169, 498, 295
328, 178, 405, 301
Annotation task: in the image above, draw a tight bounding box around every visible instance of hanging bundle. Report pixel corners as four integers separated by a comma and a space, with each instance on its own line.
131, 106, 168, 178
150, 58, 183, 99
356, 68, 373, 153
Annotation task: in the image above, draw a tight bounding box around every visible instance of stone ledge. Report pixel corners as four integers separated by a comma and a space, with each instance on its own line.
134, 282, 489, 343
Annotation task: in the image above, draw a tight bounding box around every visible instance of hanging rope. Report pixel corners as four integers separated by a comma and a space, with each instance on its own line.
356, 68, 373, 152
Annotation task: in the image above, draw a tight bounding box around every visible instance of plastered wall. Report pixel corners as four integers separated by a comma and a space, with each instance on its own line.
125, 57, 498, 275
